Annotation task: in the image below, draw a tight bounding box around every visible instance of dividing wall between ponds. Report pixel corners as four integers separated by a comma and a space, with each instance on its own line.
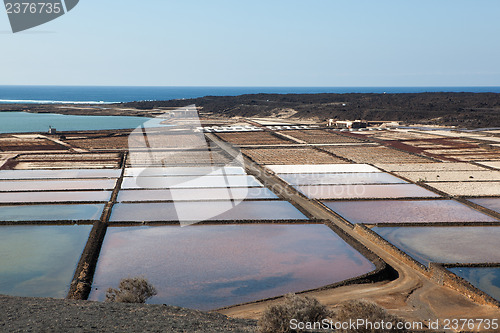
448, 266, 500, 303
430, 264, 500, 307
353, 224, 500, 307
468, 198, 500, 214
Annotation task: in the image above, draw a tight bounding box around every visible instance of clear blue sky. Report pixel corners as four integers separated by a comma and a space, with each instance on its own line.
1, 0, 499, 86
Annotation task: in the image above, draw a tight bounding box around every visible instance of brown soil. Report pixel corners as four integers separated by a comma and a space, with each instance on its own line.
278, 129, 365, 144
242, 147, 348, 165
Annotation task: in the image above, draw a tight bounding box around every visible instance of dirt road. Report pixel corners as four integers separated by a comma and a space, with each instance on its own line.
208, 133, 500, 331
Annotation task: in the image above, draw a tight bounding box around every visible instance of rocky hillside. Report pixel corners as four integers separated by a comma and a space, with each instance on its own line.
0, 295, 257, 333
123, 92, 500, 128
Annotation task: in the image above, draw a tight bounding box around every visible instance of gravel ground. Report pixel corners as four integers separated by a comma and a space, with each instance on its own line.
0, 295, 257, 333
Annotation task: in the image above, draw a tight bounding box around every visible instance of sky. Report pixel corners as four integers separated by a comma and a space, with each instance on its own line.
0, 0, 499, 87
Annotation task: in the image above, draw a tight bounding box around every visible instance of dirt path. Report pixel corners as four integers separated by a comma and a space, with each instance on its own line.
219, 231, 500, 330
0, 153, 17, 169
210, 132, 500, 331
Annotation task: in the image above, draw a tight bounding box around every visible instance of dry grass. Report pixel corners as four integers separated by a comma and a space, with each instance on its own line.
335, 300, 410, 333
258, 293, 330, 333
105, 277, 157, 304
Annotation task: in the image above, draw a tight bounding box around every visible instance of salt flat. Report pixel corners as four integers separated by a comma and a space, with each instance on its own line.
375, 162, 488, 172
396, 170, 500, 182
425, 181, 500, 197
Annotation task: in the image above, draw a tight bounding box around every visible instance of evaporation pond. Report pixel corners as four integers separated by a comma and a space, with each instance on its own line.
124, 166, 246, 177
279, 172, 407, 185
89, 224, 375, 310
0, 204, 104, 221
0, 179, 116, 191
121, 175, 262, 189
110, 201, 307, 222
0, 191, 111, 203
449, 267, 500, 302
117, 188, 278, 202
0, 169, 120, 180
373, 227, 500, 265
324, 200, 497, 224
469, 198, 500, 214
0, 225, 92, 298
296, 184, 438, 199
267, 164, 381, 174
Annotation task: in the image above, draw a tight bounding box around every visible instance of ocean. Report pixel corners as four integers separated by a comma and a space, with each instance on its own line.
1, 86, 500, 104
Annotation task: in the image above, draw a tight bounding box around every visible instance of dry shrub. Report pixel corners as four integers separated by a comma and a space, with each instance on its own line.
258, 293, 331, 333
335, 300, 409, 333
105, 276, 157, 304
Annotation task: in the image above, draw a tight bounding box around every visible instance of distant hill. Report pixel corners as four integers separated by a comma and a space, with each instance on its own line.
123, 92, 500, 128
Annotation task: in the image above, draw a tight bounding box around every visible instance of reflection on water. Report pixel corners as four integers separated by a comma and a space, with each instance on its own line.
297, 184, 439, 199
0, 179, 116, 192
121, 175, 262, 189
279, 172, 407, 185
0, 191, 112, 203
324, 200, 497, 223
0, 169, 120, 180
110, 201, 307, 222
0, 225, 92, 298
373, 226, 500, 265
469, 198, 500, 214
89, 224, 375, 310
117, 188, 278, 202
450, 267, 500, 302
0, 204, 104, 221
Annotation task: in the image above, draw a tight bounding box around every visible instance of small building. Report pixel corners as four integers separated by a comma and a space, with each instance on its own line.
48, 126, 57, 134
171, 109, 199, 118
328, 120, 367, 129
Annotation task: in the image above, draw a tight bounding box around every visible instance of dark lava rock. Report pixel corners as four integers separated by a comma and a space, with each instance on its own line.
0, 295, 257, 333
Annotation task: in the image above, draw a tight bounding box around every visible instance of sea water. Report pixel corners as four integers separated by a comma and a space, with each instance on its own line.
0, 112, 170, 134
